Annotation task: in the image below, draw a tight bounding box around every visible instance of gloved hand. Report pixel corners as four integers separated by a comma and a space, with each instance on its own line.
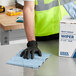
20, 40, 42, 59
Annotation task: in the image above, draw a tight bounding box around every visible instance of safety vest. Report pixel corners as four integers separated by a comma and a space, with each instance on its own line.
35, 0, 72, 36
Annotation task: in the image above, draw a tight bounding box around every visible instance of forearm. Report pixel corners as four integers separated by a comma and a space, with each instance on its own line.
23, 2, 35, 41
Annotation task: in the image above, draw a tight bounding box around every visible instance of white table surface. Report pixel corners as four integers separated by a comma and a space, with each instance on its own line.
0, 39, 76, 76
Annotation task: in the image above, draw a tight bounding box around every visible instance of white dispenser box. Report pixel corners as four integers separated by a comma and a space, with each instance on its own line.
59, 16, 76, 58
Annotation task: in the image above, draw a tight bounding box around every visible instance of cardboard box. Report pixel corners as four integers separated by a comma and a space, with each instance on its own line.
59, 16, 76, 58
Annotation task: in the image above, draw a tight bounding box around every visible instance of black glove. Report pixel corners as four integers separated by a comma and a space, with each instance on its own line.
20, 40, 42, 59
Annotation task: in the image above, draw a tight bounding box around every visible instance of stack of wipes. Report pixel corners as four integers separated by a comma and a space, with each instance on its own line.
63, 1, 76, 19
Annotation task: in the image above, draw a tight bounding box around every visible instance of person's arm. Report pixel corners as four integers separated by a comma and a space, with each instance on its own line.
20, 1, 42, 59
23, 1, 35, 41
20, 0, 42, 59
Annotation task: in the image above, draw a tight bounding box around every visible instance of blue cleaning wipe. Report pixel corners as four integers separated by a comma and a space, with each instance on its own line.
63, 1, 76, 19
7, 50, 51, 69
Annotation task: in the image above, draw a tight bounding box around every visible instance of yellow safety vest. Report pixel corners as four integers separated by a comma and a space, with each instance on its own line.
35, 0, 72, 36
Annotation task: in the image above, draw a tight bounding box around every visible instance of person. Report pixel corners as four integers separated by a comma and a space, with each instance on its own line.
20, 0, 42, 59
20, 0, 73, 59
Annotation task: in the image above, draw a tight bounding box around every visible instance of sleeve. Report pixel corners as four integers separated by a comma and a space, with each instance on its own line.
59, 0, 73, 5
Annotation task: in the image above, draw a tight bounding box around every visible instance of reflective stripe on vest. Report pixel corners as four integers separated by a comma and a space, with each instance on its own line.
35, 0, 58, 11
35, 0, 73, 11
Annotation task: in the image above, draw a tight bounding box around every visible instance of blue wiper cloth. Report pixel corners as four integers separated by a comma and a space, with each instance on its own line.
7, 50, 51, 69
63, 1, 76, 19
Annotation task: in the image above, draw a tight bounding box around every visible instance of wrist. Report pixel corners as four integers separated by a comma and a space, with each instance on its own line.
27, 40, 38, 47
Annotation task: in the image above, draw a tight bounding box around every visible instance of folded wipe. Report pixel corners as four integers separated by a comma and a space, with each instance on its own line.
63, 1, 76, 19
16, 16, 23, 23
7, 50, 51, 69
